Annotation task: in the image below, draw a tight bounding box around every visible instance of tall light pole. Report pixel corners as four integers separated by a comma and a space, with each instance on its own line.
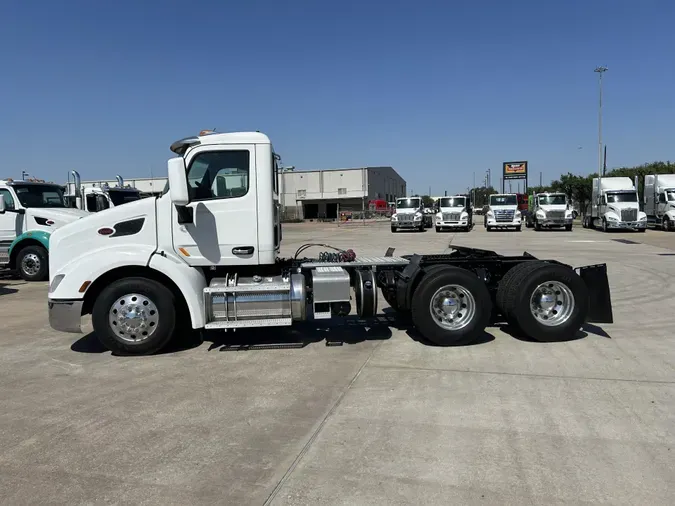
594, 66, 608, 176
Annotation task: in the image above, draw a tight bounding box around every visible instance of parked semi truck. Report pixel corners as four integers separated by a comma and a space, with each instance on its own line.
47, 131, 613, 355
435, 195, 473, 232
0, 178, 88, 281
484, 193, 522, 231
65, 171, 141, 213
391, 197, 425, 232
582, 177, 646, 232
525, 192, 574, 231
643, 174, 675, 231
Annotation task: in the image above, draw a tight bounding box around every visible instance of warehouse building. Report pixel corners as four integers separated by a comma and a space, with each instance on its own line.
78, 165, 406, 221
280, 166, 406, 220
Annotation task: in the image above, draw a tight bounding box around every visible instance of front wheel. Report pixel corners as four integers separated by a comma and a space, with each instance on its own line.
391, 226, 397, 233
565, 224, 573, 231
663, 217, 671, 231
534, 220, 541, 231
602, 219, 608, 232
515, 225, 522, 232
17, 245, 49, 282
435, 226, 441, 232
92, 277, 177, 355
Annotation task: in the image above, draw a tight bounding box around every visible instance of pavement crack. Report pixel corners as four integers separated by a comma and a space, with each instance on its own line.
368, 364, 675, 385
263, 341, 382, 505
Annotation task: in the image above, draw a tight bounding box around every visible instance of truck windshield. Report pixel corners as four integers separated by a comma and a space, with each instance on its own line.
439, 197, 465, 207
396, 198, 421, 209
606, 192, 637, 203
490, 195, 517, 206
12, 184, 66, 208
539, 194, 566, 205
108, 189, 141, 206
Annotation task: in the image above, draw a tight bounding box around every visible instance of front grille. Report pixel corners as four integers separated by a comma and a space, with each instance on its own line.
621, 209, 637, 222
494, 209, 515, 222
398, 214, 414, 223
546, 210, 565, 220
443, 212, 461, 221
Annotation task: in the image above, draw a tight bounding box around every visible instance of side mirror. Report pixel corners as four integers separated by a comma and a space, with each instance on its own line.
168, 157, 190, 206
0, 195, 5, 213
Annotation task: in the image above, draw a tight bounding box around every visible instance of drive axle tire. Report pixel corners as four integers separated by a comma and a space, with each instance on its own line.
391, 226, 396, 233
411, 266, 492, 346
92, 277, 177, 355
499, 262, 588, 342
17, 245, 49, 282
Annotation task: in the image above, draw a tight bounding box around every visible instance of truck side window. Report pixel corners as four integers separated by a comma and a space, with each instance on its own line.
0, 189, 15, 210
658, 193, 666, 204
86, 194, 97, 212
187, 150, 250, 201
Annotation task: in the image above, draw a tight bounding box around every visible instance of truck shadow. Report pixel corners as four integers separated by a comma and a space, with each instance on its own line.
497, 322, 611, 343
0, 283, 19, 296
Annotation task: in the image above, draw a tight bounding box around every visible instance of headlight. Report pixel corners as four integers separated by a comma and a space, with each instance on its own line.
639, 215, 647, 221
487, 210, 494, 217
436, 213, 442, 218
460, 212, 468, 219
414, 212, 422, 220
391, 214, 398, 220
515, 210, 521, 218
536, 211, 546, 218
49, 274, 65, 293
607, 216, 618, 221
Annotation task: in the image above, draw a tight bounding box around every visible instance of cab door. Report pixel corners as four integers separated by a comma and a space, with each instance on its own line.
0, 189, 18, 261
171, 144, 258, 266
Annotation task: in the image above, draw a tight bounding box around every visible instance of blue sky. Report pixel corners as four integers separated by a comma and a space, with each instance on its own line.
2, 0, 673, 195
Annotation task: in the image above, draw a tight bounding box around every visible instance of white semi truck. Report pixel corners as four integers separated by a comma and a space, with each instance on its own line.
582, 177, 647, 232
527, 192, 574, 231
65, 171, 142, 212
46, 131, 613, 355
484, 193, 522, 231
643, 174, 675, 231
0, 179, 88, 281
391, 197, 425, 232
435, 195, 473, 232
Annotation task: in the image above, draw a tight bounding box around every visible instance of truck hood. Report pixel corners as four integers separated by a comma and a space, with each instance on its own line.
49, 197, 157, 279
395, 209, 419, 215
439, 206, 466, 213
26, 207, 90, 230
607, 202, 639, 212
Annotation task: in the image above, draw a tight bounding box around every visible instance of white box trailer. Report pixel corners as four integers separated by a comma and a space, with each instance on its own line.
644, 174, 675, 231
583, 177, 646, 232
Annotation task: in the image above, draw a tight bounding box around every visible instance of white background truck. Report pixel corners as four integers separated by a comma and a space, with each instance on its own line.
47, 131, 613, 355
65, 171, 142, 212
528, 192, 574, 231
582, 177, 647, 232
435, 195, 472, 232
0, 179, 88, 280
391, 197, 425, 232
643, 174, 675, 231
484, 194, 522, 231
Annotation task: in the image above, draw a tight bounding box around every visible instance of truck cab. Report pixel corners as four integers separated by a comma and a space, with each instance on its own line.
0, 179, 89, 280
484, 193, 522, 231
584, 177, 647, 232
435, 195, 472, 232
391, 197, 425, 232
65, 172, 142, 213
528, 192, 574, 231
644, 174, 675, 231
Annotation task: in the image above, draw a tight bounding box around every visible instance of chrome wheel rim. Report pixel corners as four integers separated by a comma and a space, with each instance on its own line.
529, 281, 575, 327
21, 253, 41, 276
429, 284, 476, 331
108, 293, 159, 343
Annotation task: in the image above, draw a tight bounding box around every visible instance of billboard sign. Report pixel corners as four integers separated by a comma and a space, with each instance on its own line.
503, 161, 528, 180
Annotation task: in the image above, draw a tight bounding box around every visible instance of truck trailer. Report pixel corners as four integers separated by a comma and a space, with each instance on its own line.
582, 177, 647, 232
47, 131, 613, 355
643, 174, 675, 231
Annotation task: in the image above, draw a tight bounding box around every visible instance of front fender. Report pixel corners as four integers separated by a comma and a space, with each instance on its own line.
49, 244, 156, 298
603, 211, 621, 222
148, 253, 207, 328
9, 230, 50, 255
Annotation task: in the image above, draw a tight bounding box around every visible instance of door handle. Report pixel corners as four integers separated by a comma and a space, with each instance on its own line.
232, 246, 254, 255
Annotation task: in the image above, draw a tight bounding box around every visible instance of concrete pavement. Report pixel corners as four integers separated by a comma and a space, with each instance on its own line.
0, 222, 673, 505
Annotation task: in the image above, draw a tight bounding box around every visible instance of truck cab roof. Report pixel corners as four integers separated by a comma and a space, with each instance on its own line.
170, 131, 272, 156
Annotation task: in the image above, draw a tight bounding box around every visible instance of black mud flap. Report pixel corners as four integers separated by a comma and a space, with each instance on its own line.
577, 264, 613, 324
